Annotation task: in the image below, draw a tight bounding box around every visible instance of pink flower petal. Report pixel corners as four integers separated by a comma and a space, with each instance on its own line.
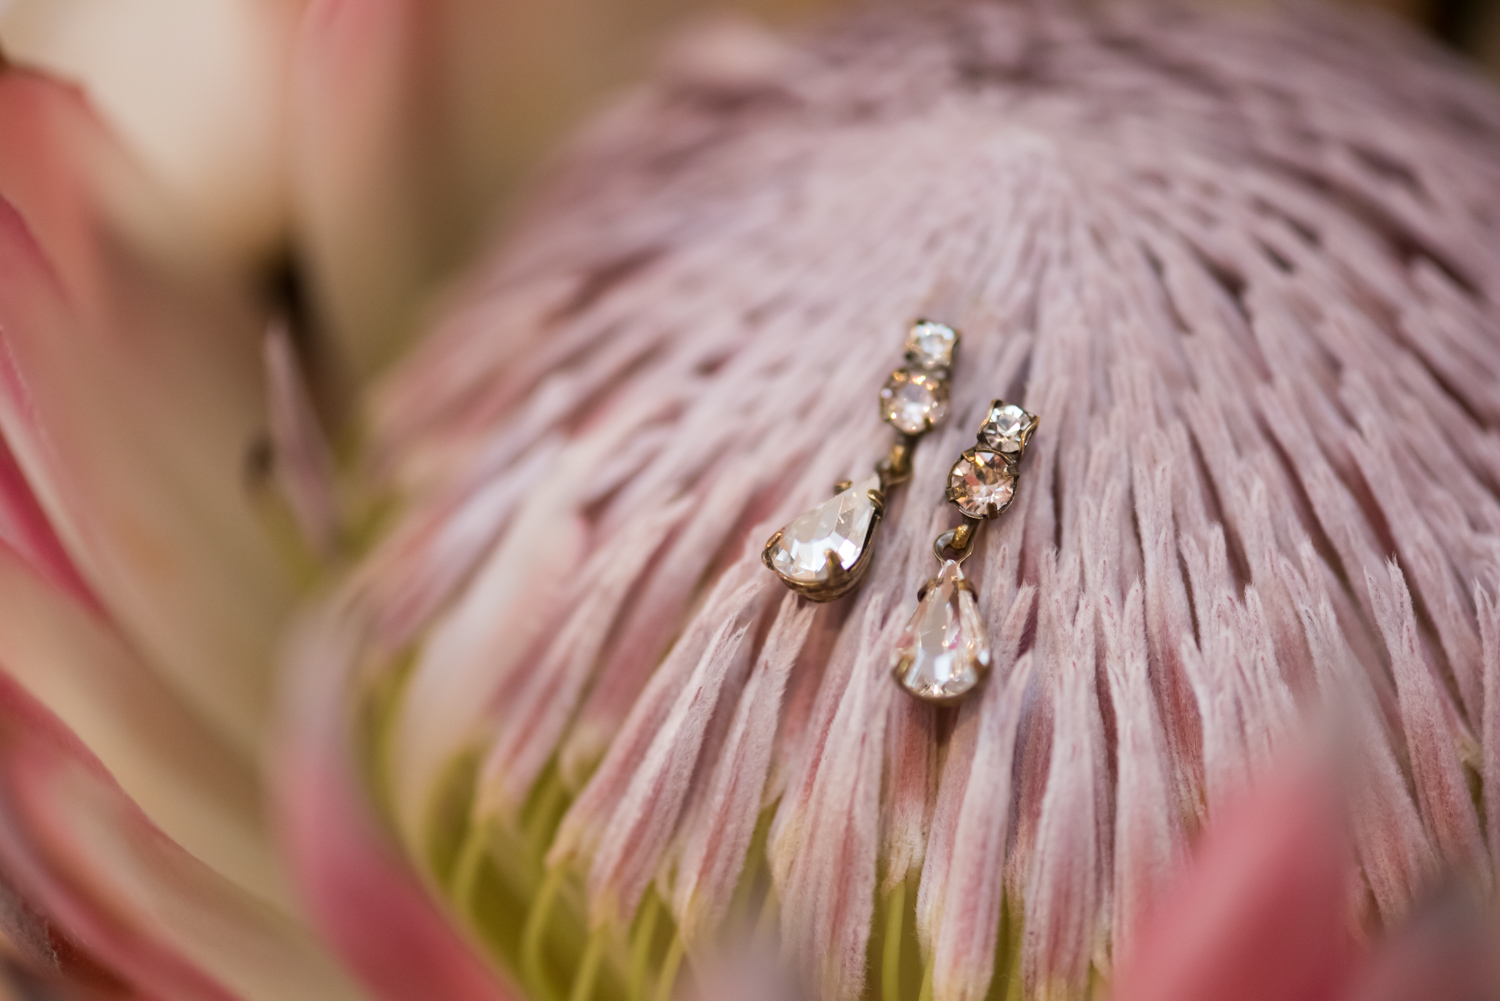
1112, 760, 1355, 1001
296, 0, 678, 380
264, 324, 340, 558
0, 542, 287, 911
0, 433, 97, 613
0, 0, 302, 260
292, 0, 442, 378
0, 66, 295, 756
278, 605, 515, 1001
0, 668, 365, 1000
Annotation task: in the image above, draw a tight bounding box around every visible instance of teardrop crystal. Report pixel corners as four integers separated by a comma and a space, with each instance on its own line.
893, 560, 991, 702
764, 473, 882, 597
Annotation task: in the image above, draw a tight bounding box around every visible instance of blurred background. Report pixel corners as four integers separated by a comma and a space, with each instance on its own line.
0, 0, 1495, 380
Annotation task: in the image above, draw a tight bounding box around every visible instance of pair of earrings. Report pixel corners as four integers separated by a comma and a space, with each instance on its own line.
761, 321, 1038, 705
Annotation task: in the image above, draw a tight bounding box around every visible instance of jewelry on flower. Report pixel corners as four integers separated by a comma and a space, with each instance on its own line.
762, 320, 960, 602
892, 401, 1038, 703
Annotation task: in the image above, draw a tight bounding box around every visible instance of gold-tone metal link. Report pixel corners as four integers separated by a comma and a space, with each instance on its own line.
877, 438, 914, 489
898, 403, 1040, 705
932, 518, 981, 565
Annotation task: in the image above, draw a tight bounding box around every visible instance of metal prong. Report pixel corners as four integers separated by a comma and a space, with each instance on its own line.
933, 519, 981, 564
822, 549, 850, 591
761, 531, 782, 571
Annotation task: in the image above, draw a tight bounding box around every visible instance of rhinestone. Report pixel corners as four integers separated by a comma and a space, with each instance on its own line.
880, 368, 949, 435
904, 321, 959, 370
947, 449, 1015, 519
977, 402, 1037, 455
766, 473, 881, 586
893, 560, 991, 702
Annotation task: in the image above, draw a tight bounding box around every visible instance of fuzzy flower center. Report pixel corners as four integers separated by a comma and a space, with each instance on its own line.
348, 3, 1500, 999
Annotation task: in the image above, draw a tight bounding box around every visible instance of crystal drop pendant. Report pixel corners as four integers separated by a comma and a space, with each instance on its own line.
763, 473, 884, 601
892, 560, 991, 702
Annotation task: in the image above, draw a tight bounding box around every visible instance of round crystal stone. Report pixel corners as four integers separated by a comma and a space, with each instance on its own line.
904, 321, 958, 370
880, 368, 949, 435
947, 449, 1015, 519
977, 403, 1035, 454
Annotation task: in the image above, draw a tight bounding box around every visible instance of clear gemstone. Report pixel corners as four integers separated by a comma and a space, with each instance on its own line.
977, 402, 1036, 455
947, 450, 1015, 519
904, 321, 959, 370
893, 560, 991, 702
767, 473, 881, 584
880, 369, 949, 435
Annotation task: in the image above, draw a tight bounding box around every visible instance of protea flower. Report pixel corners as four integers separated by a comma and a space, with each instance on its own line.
0, 2, 1498, 1000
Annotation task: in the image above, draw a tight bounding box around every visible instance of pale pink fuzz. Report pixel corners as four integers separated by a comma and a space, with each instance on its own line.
775, 604, 899, 1000
928, 641, 1034, 1001
1366, 562, 1488, 883
672, 593, 816, 944
549, 564, 765, 870
879, 687, 934, 895
1024, 590, 1105, 999
584, 572, 769, 927
1101, 584, 1181, 959
352, 0, 1500, 992
1481, 585, 1500, 880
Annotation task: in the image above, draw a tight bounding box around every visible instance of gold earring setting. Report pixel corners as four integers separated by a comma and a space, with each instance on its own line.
763, 321, 959, 602
892, 401, 1038, 703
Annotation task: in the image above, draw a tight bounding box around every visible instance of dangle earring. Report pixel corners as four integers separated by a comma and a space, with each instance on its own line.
892, 401, 1038, 703
763, 321, 960, 602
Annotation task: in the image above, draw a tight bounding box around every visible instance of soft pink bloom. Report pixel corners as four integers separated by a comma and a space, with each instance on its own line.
356, 3, 1500, 998
0, 2, 1496, 1001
